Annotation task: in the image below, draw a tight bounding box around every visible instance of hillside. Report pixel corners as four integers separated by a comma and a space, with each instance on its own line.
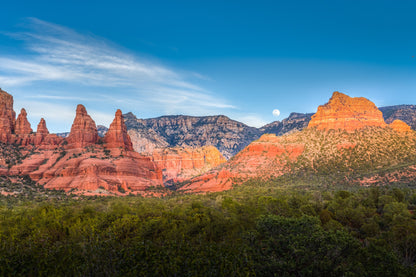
180, 92, 416, 193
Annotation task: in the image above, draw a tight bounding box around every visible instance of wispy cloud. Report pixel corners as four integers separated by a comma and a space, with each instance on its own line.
0, 18, 234, 115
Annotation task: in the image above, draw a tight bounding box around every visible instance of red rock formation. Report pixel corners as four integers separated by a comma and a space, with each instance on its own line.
9, 147, 163, 194
104, 109, 133, 150
33, 118, 63, 149
389, 120, 412, 133
308, 91, 387, 132
15, 108, 32, 135
66, 104, 98, 149
150, 146, 226, 182
36, 118, 49, 135
180, 134, 305, 193
0, 89, 16, 143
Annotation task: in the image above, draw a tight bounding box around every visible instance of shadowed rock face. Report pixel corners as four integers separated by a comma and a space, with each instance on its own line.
0, 89, 16, 143
124, 113, 262, 159
260, 112, 313, 135
308, 91, 387, 132
66, 104, 98, 149
104, 109, 133, 150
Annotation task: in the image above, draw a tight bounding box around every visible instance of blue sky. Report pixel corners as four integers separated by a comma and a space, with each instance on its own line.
1, 0, 415, 132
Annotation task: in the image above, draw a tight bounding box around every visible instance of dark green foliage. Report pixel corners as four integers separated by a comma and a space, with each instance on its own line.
1, 181, 416, 276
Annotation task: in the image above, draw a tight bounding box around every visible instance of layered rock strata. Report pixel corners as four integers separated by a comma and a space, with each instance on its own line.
308, 91, 387, 132
150, 146, 226, 183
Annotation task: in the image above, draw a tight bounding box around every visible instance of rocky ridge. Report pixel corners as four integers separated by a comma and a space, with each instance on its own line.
260, 112, 313, 135
124, 113, 261, 159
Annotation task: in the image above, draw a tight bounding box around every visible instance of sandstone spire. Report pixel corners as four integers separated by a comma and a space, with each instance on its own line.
66, 104, 98, 149
15, 108, 33, 135
36, 118, 49, 135
104, 109, 133, 150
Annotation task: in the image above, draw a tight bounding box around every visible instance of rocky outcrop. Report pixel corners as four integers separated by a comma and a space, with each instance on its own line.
66, 104, 98, 149
34, 118, 63, 149
389, 120, 412, 133
104, 109, 133, 150
0, 89, 16, 143
36, 118, 49, 135
308, 91, 387, 132
15, 108, 32, 135
150, 146, 226, 183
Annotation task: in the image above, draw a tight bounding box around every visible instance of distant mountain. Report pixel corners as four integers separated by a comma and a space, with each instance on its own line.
125, 104, 416, 159
124, 113, 261, 159
379, 105, 416, 130
97, 125, 108, 137
56, 125, 108, 138
260, 112, 313, 135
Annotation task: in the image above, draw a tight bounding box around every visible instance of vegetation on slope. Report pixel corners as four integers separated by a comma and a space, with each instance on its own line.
1, 179, 416, 276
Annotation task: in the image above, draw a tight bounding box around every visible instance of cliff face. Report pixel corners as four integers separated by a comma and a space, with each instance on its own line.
180, 134, 305, 193
150, 146, 226, 183
124, 113, 262, 159
308, 91, 387, 131
0, 89, 16, 143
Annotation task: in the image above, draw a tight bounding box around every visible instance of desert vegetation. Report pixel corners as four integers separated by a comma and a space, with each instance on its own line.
1, 178, 416, 276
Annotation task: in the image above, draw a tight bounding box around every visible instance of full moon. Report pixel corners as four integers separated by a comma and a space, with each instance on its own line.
272, 109, 280, 117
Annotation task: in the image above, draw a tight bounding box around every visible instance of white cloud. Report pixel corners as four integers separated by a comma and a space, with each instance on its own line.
0, 18, 234, 114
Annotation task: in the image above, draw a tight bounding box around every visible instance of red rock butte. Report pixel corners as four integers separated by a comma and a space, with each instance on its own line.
308, 91, 387, 132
